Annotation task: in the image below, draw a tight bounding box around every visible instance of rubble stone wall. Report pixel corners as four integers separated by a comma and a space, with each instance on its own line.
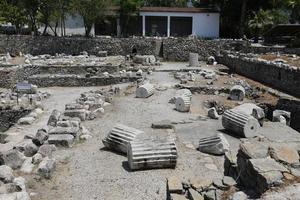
0, 110, 31, 132
28, 76, 140, 87
217, 54, 300, 98
0, 35, 228, 61
0, 35, 161, 56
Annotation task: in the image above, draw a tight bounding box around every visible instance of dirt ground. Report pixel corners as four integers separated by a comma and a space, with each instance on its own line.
2, 62, 297, 200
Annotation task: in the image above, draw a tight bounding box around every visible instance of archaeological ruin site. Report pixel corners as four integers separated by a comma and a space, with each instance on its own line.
0, 34, 299, 200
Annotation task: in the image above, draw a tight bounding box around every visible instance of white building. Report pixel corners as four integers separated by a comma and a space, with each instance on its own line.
41, 7, 220, 38
139, 7, 219, 38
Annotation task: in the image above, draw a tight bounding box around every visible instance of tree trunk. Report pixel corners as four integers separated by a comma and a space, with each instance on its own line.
239, 0, 248, 38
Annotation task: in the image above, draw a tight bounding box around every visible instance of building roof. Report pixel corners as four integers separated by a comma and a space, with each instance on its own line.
110, 6, 219, 14
139, 7, 219, 13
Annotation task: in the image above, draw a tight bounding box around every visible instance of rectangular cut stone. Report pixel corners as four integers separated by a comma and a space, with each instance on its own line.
49, 127, 80, 137
48, 134, 75, 147
168, 176, 183, 194
63, 109, 87, 121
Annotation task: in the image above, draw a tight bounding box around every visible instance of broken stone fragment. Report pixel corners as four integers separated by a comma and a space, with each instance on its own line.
0, 165, 14, 183
198, 134, 229, 155
18, 117, 35, 125
47, 109, 61, 126
189, 177, 213, 191
207, 107, 219, 119
23, 141, 38, 157
273, 110, 291, 126
38, 144, 57, 158
151, 120, 175, 129
48, 126, 80, 138
32, 153, 43, 165
0, 191, 30, 200
230, 191, 248, 200
167, 176, 184, 194
188, 188, 204, 200
20, 158, 34, 174
37, 157, 56, 179
222, 176, 237, 187
170, 193, 188, 200
269, 145, 300, 165
1, 149, 25, 170
127, 138, 177, 170
32, 129, 49, 146
222, 110, 260, 138
229, 85, 245, 101
63, 109, 87, 121
136, 83, 154, 98
207, 56, 216, 65
48, 134, 75, 147
102, 124, 143, 154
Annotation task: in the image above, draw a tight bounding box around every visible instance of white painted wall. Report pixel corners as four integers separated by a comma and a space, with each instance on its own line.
140, 11, 220, 38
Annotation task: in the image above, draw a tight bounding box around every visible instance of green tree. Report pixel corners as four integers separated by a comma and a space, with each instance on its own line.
39, 0, 60, 35
119, 0, 142, 36
70, 0, 111, 37
0, 0, 27, 33
21, 0, 40, 35
287, 0, 300, 23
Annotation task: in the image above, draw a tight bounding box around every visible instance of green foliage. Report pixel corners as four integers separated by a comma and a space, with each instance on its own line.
0, 0, 27, 32
144, 0, 186, 7
119, 0, 142, 35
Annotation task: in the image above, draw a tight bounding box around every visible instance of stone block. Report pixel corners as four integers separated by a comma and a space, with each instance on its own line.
48, 134, 75, 147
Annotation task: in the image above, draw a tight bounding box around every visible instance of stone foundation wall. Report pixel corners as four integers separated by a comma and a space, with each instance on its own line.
28, 75, 140, 87
217, 53, 300, 98
0, 35, 228, 61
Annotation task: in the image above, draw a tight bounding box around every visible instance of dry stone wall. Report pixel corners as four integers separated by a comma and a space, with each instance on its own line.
217, 52, 300, 98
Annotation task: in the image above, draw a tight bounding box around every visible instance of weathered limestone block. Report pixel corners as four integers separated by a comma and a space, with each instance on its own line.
269, 145, 300, 165
273, 110, 291, 126
133, 55, 156, 64
1, 149, 25, 170
48, 126, 80, 137
47, 109, 61, 126
229, 85, 245, 101
188, 188, 204, 200
222, 110, 260, 138
97, 51, 107, 57
65, 103, 88, 111
63, 109, 87, 121
169, 89, 192, 104
48, 134, 75, 147
198, 134, 230, 155
0, 165, 14, 183
208, 107, 219, 119
167, 176, 184, 194
38, 144, 57, 158
175, 95, 191, 112
32, 129, 49, 146
0, 192, 30, 200
38, 157, 56, 179
127, 138, 177, 170
18, 117, 35, 125
102, 124, 143, 154
189, 53, 199, 67
23, 141, 38, 157
136, 83, 154, 98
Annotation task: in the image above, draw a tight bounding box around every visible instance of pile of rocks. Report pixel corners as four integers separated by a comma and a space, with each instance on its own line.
227, 138, 300, 195
167, 175, 238, 200
0, 165, 31, 199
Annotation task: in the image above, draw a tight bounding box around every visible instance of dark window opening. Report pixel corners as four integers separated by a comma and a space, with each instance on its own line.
170, 17, 193, 37
145, 16, 167, 37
